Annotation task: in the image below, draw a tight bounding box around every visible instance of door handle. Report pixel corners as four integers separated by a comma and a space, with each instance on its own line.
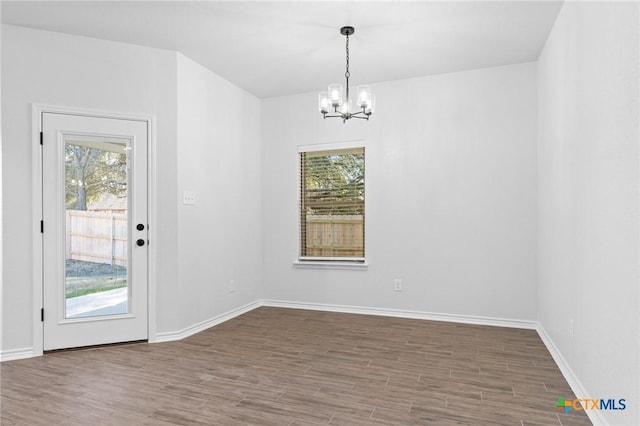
136, 239, 145, 247
136, 223, 145, 231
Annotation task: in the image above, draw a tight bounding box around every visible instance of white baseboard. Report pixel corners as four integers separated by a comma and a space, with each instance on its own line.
3, 295, 595, 426
3, 297, 602, 425
536, 323, 606, 426
153, 299, 262, 343
0, 347, 35, 362
264, 300, 606, 423
261, 299, 538, 330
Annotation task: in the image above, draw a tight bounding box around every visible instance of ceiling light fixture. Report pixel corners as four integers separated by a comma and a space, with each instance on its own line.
318, 26, 375, 123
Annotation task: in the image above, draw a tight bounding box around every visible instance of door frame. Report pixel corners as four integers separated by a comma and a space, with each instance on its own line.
31, 104, 157, 356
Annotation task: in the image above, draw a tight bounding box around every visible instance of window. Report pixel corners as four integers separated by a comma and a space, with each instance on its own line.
299, 146, 365, 263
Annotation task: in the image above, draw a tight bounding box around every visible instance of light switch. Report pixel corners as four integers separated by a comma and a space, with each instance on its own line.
183, 190, 196, 205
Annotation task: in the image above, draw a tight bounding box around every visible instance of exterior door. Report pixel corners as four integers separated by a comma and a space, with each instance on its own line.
42, 113, 148, 350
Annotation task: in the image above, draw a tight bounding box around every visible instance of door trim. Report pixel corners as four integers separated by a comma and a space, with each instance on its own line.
32, 104, 157, 356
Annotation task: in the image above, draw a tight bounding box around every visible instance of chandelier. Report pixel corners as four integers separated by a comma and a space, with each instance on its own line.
318, 26, 375, 123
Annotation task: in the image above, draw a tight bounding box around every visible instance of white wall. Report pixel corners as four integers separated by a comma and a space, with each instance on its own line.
176, 54, 262, 330
261, 63, 538, 321
1, 25, 180, 350
0, 6, 4, 358
0, 26, 264, 354
537, 2, 639, 425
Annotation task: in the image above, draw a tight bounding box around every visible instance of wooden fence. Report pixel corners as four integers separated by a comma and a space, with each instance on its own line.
304, 215, 364, 257
66, 210, 128, 266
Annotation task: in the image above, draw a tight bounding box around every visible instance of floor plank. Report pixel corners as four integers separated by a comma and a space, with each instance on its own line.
1, 307, 591, 425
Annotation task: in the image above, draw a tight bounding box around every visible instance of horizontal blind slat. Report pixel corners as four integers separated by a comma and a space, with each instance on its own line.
299, 147, 365, 259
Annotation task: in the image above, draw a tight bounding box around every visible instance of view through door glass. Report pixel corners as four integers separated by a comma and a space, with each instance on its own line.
64, 138, 130, 319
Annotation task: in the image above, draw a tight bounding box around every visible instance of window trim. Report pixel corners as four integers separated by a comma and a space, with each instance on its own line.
293, 260, 369, 270
296, 140, 367, 269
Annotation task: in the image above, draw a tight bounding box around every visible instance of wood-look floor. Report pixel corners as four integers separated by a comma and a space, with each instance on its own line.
1, 307, 591, 425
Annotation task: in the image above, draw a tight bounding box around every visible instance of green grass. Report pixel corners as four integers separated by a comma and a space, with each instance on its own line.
65, 277, 127, 299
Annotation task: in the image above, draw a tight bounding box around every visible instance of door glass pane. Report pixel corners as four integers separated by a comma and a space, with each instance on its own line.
64, 138, 129, 319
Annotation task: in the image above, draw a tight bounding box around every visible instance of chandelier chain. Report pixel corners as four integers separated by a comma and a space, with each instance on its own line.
345, 34, 350, 80
345, 34, 350, 106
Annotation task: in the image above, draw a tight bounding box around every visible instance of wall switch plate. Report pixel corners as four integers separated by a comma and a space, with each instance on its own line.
394, 279, 402, 292
183, 190, 196, 205
229, 279, 236, 293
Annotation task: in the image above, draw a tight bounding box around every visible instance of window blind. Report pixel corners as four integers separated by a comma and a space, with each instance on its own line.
299, 147, 365, 261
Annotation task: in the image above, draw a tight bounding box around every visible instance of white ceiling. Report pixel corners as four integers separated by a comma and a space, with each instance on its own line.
2, 1, 563, 99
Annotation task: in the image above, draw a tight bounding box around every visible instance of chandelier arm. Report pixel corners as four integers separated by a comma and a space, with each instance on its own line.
323, 113, 369, 121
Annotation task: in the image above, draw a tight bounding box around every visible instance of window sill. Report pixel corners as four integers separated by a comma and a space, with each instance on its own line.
293, 260, 369, 271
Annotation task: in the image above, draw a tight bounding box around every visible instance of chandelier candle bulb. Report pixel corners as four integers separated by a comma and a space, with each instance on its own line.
328, 84, 343, 107
340, 98, 353, 115
356, 85, 372, 108
318, 92, 330, 113
365, 94, 376, 115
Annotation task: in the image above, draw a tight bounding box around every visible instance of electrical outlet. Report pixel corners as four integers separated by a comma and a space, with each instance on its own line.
229, 279, 236, 293
394, 278, 402, 292
183, 190, 196, 205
